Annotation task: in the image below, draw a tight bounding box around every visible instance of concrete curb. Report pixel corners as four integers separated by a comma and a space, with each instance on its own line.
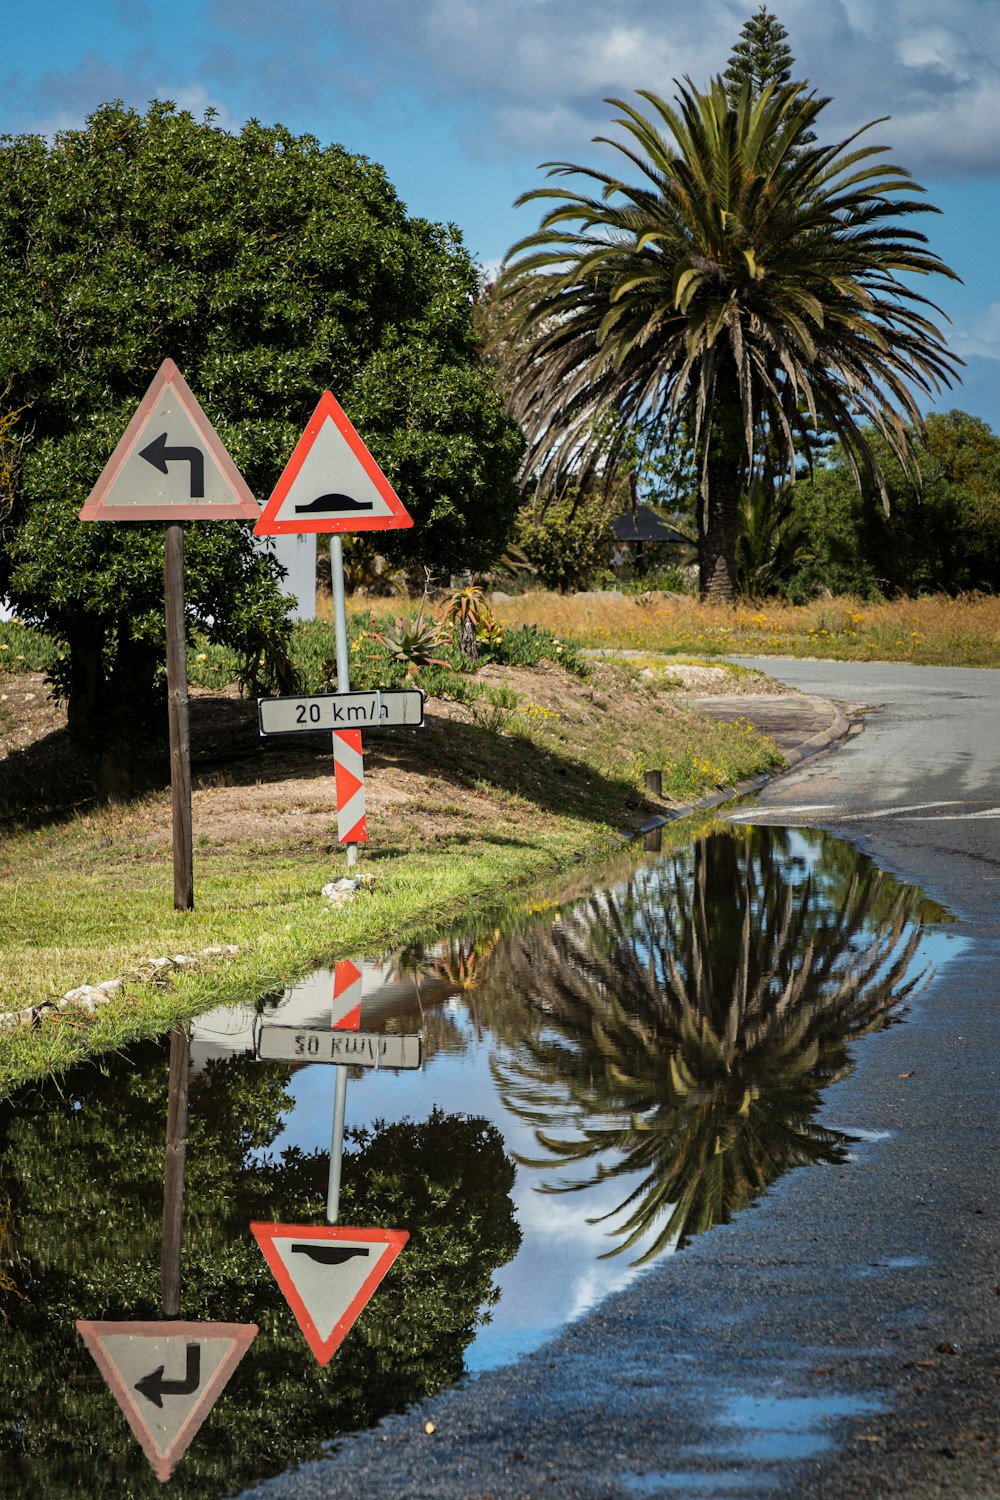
634, 693, 854, 838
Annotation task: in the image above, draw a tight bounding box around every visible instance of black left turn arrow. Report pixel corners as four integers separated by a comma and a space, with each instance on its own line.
139, 433, 206, 497
135, 1342, 202, 1408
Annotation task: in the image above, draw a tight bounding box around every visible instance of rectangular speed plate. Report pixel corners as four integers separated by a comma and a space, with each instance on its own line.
258, 689, 424, 735
258, 1029, 423, 1069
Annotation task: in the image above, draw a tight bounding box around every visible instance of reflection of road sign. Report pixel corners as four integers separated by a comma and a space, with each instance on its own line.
253, 391, 413, 536
334, 728, 367, 843
333, 959, 363, 1029
79, 359, 260, 522
250, 1223, 408, 1365
76, 1320, 257, 1481
257, 689, 425, 736
257, 1028, 422, 1068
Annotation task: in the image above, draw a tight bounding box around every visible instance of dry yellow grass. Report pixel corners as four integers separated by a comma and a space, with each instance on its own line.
327, 584, 1000, 664
487, 591, 1000, 667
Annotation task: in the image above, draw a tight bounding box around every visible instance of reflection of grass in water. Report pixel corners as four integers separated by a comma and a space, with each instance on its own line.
489, 827, 932, 1263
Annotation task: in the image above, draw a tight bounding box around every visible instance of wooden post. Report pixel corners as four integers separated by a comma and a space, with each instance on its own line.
644, 768, 663, 797
162, 1026, 190, 1317
164, 522, 194, 910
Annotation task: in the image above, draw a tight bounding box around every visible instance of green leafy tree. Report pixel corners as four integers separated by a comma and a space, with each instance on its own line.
514, 488, 618, 591
496, 78, 959, 603
789, 409, 1000, 598
0, 101, 522, 780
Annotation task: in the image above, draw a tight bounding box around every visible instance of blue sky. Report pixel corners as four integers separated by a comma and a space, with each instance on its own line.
5, 0, 1000, 423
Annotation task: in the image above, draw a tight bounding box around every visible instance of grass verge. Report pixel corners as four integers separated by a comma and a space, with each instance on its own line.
0, 657, 782, 1094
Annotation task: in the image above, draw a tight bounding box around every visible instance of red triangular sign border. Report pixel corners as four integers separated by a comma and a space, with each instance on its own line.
253, 391, 413, 536
250, 1222, 408, 1366
76, 1319, 258, 1482
79, 359, 261, 522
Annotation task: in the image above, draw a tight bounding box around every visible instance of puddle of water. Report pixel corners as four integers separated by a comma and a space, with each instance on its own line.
0, 825, 954, 1495
710, 1391, 884, 1461
621, 1472, 772, 1496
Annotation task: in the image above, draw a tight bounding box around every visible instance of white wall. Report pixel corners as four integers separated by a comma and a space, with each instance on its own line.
255, 532, 317, 621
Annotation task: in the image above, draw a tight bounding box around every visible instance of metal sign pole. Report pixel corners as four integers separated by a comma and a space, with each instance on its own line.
164, 522, 194, 910
326, 1067, 348, 1224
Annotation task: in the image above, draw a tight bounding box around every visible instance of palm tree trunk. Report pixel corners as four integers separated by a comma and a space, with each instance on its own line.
699, 453, 741, 603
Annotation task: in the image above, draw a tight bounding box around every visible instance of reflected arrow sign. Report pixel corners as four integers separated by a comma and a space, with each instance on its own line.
135, 1342, 201, 1408
139, 433, 206, 497
76, 1320, 257, 1482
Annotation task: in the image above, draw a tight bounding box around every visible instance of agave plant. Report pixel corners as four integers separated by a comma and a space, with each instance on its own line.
488, 826, 934, 1262
370, 614, 449, 675
437, 583, 502, 662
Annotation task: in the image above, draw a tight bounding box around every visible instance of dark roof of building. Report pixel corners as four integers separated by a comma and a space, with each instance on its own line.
612, 509, 684, 543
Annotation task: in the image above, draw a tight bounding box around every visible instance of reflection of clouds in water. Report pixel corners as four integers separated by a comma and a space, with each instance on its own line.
224, 826, 950, 1370
265, 1025, 656, 1368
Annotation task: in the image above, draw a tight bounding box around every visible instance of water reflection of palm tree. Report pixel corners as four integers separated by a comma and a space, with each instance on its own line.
491, 827, 933, 1263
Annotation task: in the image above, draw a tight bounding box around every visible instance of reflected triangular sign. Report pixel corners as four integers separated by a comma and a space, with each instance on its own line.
250, 1222, 408, 1365
76, 1320, 257, 1482
79, 359, 260, 522
253, 391, 413, 536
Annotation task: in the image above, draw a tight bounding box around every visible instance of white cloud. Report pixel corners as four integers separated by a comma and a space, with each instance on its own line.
10, 56, 239, 139
952, 303, 1000, 360
267, 0, 1000, 178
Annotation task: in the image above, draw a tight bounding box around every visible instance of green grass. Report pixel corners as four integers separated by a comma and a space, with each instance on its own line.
0, 619, 60, 673
0, 819, 617, 1096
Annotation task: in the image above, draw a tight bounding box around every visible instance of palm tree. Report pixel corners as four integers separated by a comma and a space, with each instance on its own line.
496, 78, 961, 601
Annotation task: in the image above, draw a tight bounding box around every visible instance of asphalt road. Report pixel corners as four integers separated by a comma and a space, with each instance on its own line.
239, 661, 1000, 1500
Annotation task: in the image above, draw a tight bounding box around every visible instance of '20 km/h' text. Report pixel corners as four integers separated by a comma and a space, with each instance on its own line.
257, 689, 425, 736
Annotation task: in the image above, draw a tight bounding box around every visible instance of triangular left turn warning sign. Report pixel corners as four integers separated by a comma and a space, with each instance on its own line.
76, 1320, 257, 1481
254, 391, 413, 536
79, 359, 260, 522
251, 1223, 408, 1365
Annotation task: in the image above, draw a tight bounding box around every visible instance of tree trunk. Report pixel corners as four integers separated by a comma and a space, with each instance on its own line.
699, 452, 741, 603
65, 620, 106, 751
66, 618, 162, 798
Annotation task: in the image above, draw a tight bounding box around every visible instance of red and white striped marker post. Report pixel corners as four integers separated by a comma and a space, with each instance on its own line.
332, 729, 368, 846
329, 535, 363, 868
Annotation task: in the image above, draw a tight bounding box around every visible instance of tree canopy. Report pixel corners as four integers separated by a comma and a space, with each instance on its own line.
0, 101, 521, 774
789, 409, 1000, 598
495, 76, 960, 601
